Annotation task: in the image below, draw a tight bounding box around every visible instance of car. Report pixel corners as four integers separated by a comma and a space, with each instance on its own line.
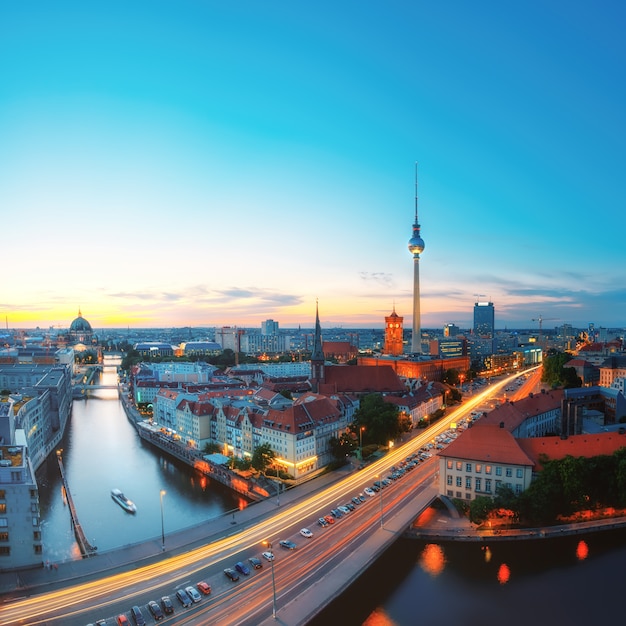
358, 494, 366, 502
318, 516, 329, 527
262, 551, 275, 561
345, 502, 355, 511
176, 588, 192, 608
116, 617, 130, 626
235, 561, 250, 575
324, 515, 335, 524
352, 496, 362, 506
161, 596, 174, 615
249, 556, 263, 569
224, 567, 240, 581
299, 528, 313, 538
331, 508, 342, 518
148, 601, 164, 621
338, 505, 350, 515
185, 585, 202, 603
130, 606, 146, 626
197, 580, 211, 595
364, 487, 376, 497
279, 539, 297, 550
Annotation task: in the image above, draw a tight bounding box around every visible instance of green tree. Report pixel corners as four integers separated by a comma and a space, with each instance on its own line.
541, 351, 580, 388
251, 443, 275, 473
352, 394, 402, 445
469, 495, 494, 524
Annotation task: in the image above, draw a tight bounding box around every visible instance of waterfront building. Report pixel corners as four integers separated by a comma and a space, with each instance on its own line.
133, 342, 174, 358
0, 433, 42, 570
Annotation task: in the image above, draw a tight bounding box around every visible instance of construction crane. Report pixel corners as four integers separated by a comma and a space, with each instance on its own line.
531, 315, 559, 347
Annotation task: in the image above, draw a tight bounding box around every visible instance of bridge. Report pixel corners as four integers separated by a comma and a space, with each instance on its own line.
0, 371, 535, 625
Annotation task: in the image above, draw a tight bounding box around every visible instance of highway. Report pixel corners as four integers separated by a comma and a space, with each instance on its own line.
0, 368, 539, 625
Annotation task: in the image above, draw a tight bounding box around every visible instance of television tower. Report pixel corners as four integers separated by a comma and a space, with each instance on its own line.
408, 163, 425, 354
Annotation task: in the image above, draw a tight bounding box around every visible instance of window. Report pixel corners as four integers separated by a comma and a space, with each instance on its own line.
465, 477, 472, 489
506, 468, 512, 478
456, 476, 462, 487
0, 546, 10, 556
485, 465, 492, 475
447, 460, 453, 469
475, 478, 482, 491
475, 464, 482, 473
0, 532, 8, 542
0, 504, 5, 514
516, 468, 523, 478
0, 519, 7, 528
33, 531, 41, 541
456, 461, 462, 471
32, 517, 39, 527
495, 466, 502, 476
485, 479, 492, 493
34, 544, 43, 554
466, 463, 472, 472
447, 475, 453, 485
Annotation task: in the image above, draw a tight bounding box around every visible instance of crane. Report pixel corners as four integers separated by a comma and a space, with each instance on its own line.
531, 315, 559, 347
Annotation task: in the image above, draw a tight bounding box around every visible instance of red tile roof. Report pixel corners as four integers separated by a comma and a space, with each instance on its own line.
438, 424, 535, 466
517, 432, 626, 471
481, 389, 564, 431
319, 364, 405, 395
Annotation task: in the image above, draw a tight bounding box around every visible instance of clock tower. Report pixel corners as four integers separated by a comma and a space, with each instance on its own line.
384, 306, 404, 356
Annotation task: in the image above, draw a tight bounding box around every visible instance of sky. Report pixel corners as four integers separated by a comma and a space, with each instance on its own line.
1, 1, 624, 332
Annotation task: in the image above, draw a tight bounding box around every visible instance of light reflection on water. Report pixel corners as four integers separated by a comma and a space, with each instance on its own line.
36, 359, 242, 562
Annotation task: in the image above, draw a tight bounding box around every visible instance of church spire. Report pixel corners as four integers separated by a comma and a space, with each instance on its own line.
310, 300, 325, 392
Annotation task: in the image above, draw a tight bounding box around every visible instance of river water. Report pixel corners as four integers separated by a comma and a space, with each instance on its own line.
36, 358, 624, 624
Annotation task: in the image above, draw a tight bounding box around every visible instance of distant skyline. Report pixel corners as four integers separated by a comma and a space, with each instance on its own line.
2, 2, 624, 331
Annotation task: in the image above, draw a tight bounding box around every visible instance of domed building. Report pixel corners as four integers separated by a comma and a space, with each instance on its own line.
68, 309, 96, 346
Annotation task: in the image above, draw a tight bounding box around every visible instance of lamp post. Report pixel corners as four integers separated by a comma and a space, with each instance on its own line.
375, 474, 383, 529
263, 540, 277, 619
159, 490, 166, 551
359, 426, 365, 461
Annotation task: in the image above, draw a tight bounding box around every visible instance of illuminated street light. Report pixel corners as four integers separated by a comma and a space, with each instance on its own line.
359, 426, 365, 461
263, 540, 277, 619
160, 490, 166, 551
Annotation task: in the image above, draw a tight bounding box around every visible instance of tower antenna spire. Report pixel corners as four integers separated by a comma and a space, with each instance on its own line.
414, 161, 419, 223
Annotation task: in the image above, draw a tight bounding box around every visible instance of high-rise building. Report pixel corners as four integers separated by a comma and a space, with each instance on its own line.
443, 323, 459, 338
261, 319, 279, 335
408, 165, 425, 354
473, 301, 495, 337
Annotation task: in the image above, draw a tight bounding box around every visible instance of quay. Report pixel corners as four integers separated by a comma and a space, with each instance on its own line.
55, 453, 97, 558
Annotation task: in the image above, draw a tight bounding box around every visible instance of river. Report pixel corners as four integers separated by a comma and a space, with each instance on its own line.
36, 358, 624, 624
35, 357, 242, 562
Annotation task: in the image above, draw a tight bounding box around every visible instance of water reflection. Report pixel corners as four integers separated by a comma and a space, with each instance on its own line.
419, 543, 446, 577
497, 562, 510, 584
576, 539, 589, 561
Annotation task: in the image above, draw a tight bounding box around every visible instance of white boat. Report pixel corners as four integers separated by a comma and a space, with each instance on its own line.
111, 488, 137, 513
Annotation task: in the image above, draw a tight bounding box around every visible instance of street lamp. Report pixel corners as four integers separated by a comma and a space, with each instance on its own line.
159, 490, 166, 551
375, 474, 383, 529
359, 426, 365, 461
263, 540, 277, 619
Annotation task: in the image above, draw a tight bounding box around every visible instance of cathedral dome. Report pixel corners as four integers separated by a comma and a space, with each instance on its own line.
70, 311, 92, 333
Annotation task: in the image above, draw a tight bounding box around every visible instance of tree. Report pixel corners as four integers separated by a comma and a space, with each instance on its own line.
251, 443, 275, 473
469, 495, 494, 524
541, 351, 580, 388
352, 393, 403, 445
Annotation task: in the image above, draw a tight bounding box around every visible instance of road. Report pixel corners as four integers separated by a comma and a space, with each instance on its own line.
0, 369, 536, 625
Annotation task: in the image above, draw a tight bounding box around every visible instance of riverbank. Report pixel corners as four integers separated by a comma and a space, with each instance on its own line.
407, 503, 626, 542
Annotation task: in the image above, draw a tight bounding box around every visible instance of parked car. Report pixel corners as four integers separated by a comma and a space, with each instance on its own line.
262, 551, 275, 561
352, 496, 362, 506
249, 556, 263, 569
130, 606, 146, 626
299, 528, 313, 538
116, 617, 129, 626
161, 596, 174, 615
279, 539, 297, 550
224, 567, 240, 581
235, 561, 251, 575
338, 505, 350, 515
324, 515, 335, 524
148, 601, 164, 621
318, 516, 329, 527
197, 581, 211, 595
176, 588, 192, 608
331, 508, 342, 518
185, 585, 202, 603
364, 487, 376, 497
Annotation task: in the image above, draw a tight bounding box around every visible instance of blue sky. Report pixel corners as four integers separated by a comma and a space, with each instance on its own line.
1, 1, 624, 331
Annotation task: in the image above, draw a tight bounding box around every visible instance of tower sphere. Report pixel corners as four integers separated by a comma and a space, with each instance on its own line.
408, 234, 425, 256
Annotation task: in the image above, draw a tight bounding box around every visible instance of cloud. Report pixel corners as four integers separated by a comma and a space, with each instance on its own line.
358, 271, 394, 287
